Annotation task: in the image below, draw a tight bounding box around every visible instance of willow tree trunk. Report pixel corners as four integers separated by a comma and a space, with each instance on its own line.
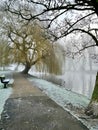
85, 72, 98, 118
22, 63, 31, 74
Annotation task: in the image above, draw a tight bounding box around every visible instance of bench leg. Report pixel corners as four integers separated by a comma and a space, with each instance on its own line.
4, 83, 7, 88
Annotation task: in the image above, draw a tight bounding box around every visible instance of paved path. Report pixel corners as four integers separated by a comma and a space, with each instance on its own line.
0, 73, 88, 130
10, 73, 44, 98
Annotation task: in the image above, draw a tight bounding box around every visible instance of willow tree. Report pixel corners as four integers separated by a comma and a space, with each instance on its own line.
3, 17, 64, 74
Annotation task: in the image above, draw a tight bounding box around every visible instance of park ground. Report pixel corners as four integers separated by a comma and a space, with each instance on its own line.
0, 72, 98, 130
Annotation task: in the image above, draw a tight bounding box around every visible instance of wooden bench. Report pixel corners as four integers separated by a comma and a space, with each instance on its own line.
0, 75, 14, 88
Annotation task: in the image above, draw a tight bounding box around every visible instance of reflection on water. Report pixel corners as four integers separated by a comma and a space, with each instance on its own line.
62, 71, 97, 99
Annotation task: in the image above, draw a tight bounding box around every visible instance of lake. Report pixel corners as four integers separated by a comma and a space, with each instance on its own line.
61, 71, 97, 99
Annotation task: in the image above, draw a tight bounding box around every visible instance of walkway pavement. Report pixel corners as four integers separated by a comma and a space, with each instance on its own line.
0, 73, 88, 130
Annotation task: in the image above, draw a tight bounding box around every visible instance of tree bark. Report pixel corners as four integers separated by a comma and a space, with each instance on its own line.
85, 72, 98, 118
22, 62, 31, 74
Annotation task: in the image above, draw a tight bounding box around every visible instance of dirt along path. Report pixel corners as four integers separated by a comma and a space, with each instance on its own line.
0, 73, 88, 130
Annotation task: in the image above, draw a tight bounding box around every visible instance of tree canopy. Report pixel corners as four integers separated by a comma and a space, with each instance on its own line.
3, 0, 98, 50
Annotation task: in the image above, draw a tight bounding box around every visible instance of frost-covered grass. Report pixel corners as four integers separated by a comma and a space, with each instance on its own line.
0, 88, 12, 119
0, 70, 13, 119
29, 78, 89, 108
29, 77, 98, 130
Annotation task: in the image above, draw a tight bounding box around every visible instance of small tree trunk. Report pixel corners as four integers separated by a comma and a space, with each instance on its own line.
22, 62, 31, 74
85, 72, 98, 118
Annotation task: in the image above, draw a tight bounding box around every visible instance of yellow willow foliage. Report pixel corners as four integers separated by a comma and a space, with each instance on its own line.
0, 41, 11, 66
29, 23, 65, 75
35, 43, 65, 75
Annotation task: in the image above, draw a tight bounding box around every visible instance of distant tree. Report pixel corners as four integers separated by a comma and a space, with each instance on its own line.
0, 39, 11, 70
